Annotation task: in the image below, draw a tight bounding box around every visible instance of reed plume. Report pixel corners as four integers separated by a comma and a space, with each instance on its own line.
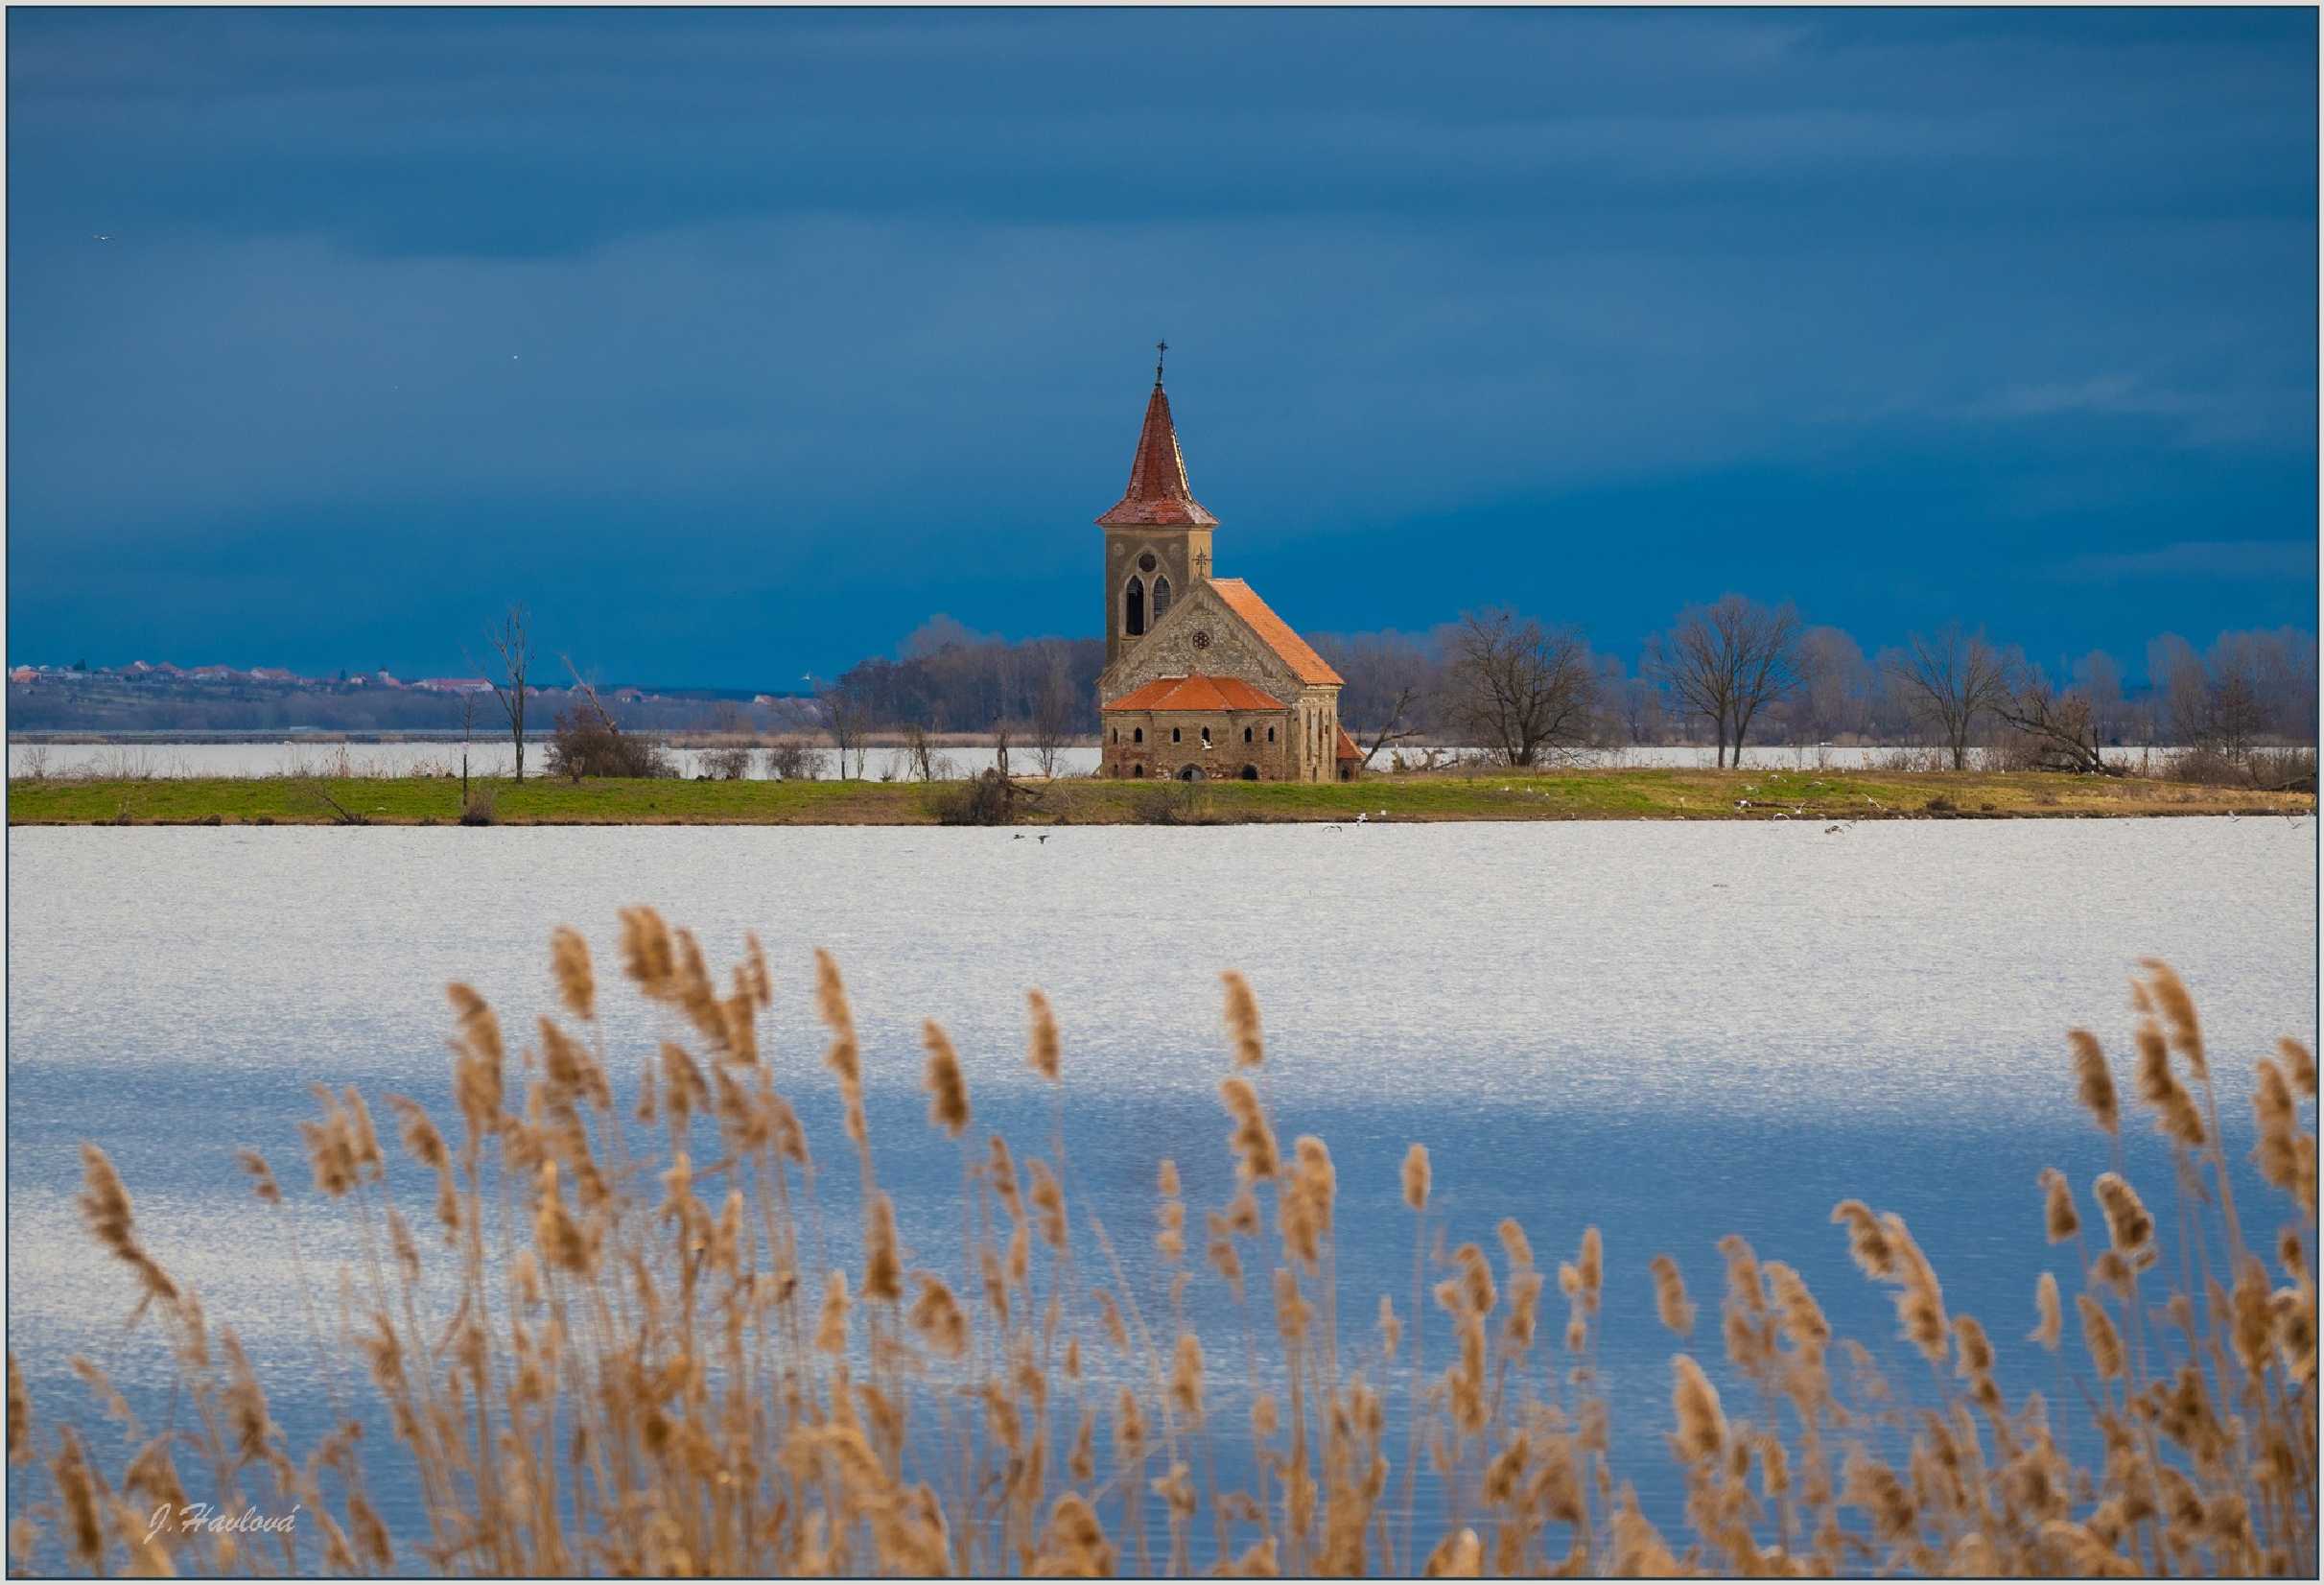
549, 924, 595, 1022
1650, 1254, 1697, 1337
2278, 1037, 2316, 1098
2037, 1168, 2079, 1242
1218, 1077, 1279, 1183
2068, 1029, 2119, 1136
1668, 1354, 1725, 1462
1221, 971, 1264, 1070
1025, 988, 1062, 1082
920, 1019, 971, 1138
2031, 1271, 2062, 1350
2078, 1293, 2126, 1381
1401, 1144, 1430, 1212
2091, 1172, 2153, 1254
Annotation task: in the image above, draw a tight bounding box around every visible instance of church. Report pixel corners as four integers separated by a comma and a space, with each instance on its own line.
1093, 351, 1361, 782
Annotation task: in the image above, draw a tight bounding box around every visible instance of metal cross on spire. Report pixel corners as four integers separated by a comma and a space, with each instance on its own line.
1154, 339, 1167, 386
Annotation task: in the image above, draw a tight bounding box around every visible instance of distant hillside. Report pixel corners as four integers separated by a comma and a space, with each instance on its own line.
7, 663, 810, 735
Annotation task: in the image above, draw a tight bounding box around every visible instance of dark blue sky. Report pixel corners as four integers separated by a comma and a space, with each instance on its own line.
8, 8, 2316, 686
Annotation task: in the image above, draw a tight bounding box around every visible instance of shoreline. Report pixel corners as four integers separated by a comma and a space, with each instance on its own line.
8, 769, 2312, 827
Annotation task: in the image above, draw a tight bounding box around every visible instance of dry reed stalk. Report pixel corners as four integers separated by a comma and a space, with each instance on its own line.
13, 938, 2313, 1580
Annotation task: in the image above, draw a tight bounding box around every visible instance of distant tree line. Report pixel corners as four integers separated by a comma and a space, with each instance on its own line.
810, 603, 2316, 779
821, 617, 1103, 737
1309, 603, 2317, 772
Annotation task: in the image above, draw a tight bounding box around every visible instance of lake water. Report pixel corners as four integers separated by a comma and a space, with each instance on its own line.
7, 820, 2313, 1560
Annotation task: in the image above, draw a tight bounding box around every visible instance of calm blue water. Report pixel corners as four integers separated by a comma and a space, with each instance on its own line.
8, 820, 2314, 1567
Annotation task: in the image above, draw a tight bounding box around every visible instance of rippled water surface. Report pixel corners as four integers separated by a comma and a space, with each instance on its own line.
8, 820, 2313, 1551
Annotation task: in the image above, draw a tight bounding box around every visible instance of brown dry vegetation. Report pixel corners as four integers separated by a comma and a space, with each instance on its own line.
7, 930, 2315, 1576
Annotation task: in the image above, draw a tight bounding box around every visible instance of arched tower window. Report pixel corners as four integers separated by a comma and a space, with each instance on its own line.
1152, 575, 1172, 622
1133, 726, 1143, 744
1124, 577, 1145, 637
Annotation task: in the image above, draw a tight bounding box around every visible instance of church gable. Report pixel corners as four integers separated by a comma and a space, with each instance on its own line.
1098, 580, 1304, 703
1206, 579, 1343, 687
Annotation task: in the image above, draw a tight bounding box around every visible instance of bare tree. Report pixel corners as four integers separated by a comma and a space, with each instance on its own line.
1793, 625, 1873, 743
904, 723, 937, 782
1356, 681, 1427, 769
823, 683, 872, 779
1646, 595, 1802, 767
1030, 649, 1074, 777
1993, 664, 2125, 776
2147, 633, 2210, 745
457, 691, 479, 805
1885, 623, 2014, 770
546, 654, 671, 778
1610, 672, 1665, 745
2206, 628, 2316, 755
1436, 608, 1599, 768
2071, 651, 2126, 744
1313, 631, 1441, 764
479, 606, 534, 783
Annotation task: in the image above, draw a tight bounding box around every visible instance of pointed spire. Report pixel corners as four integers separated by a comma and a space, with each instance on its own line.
1097, 351, 1217, 528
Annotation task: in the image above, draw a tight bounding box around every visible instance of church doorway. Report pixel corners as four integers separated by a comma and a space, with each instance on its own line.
1177, 765, 1205, 782
1131, 764, 1146, 778
1240, 765, 1258, 781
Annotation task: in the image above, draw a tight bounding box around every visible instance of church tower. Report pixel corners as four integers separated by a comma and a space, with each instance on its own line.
1097, 343, 1216, 669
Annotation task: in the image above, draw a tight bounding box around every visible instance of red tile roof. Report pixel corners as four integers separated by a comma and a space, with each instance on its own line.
1335, 727, 1362, 761
1096, 382, 1218, 528
1206, 580, 1343, 686
1103, 674, 1286, 713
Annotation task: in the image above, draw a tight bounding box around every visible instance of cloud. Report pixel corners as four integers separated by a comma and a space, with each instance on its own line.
1971, 374, 2201, 419
2054, 539, 2317, 582
4, 9, 2314, 677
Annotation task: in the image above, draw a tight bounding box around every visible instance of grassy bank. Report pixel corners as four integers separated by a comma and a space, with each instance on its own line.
6, 768, 2313, 826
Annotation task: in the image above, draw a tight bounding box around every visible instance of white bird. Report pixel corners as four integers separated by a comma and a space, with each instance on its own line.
1355, 813, 1368, 825
91, 233, 112, 242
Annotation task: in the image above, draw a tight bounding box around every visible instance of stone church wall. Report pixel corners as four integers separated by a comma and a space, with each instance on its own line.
1103, 708, 1293, 781
1101, 587, 1305, 703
